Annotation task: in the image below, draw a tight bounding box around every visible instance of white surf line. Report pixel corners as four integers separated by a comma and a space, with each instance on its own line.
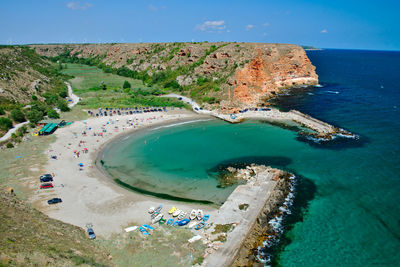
150, 119, 213, 131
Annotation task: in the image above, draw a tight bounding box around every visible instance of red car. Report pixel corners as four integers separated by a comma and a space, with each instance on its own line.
40, 183, 53, 189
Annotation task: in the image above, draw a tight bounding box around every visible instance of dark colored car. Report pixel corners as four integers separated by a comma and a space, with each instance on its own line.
47, 198, 62, 204
40, 174, 53, 183
40, 183, 53, 189
87, 228, 96, 239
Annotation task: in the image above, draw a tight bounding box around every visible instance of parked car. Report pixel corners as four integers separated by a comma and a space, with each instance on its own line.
47, 198, 62, 204
87, 228, 96, 239
40, 174, 53, 183
40, 183, 53, 189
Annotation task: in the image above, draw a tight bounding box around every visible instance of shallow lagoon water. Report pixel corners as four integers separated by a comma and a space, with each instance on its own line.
102, 49, 400, 265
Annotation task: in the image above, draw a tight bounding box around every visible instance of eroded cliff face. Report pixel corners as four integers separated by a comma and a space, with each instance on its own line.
31, 42, 318, 108
230, 46, 318, 106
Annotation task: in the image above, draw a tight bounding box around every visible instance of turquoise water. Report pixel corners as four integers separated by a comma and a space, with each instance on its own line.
101, 49, 400, 265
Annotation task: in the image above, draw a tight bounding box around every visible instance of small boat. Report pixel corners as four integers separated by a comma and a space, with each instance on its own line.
159, 218, 166, 224
142, 224, 154, 230
194, 222, 207, 230
139, 226, 149, 235
155, 205, 162, 213
172, 209, 182, 217
166, 218, 174, 225
151, 211, 159, 219
168, 206, 177, 214
188, 221, 198, 228
148, 207, 155, 214
203, 214, 210, 221
189, 209, 197, 220
197, 210, 204, 220
178, 211, 187, 220
172, 221, 179, 226
151, 213, 163, 224
177, 218, 190, 226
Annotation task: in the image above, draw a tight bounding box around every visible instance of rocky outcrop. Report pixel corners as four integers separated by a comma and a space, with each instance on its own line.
31, 42, 318, 108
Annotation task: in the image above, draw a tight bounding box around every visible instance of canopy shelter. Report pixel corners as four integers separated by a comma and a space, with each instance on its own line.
38, 123, 58, 136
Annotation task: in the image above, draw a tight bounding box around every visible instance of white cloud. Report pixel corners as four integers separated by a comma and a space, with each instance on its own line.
66, 1, 92, 10
148, 4, 158, 11
245, 24, 255, 31
196, 20, 226, 32
320, 29, 328, 34
262, 22, 270, 27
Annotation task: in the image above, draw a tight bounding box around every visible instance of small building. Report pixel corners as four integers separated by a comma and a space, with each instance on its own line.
38, 123, 58, 136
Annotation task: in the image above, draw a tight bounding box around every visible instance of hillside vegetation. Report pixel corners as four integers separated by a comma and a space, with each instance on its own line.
0, 46, 71, 139
0, 188, 110, 266
32, 42, 318, 111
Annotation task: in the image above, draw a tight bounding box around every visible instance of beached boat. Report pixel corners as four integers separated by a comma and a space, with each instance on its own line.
203, 214, 210, 221
151, 213, 163, 224
194, 222, 207, 230
188, 221, 198, 228
155, 204, 162, 213
139, 226, 149, 235
168, 206, 177, 214
189, 209, 197, 220
159, 218, 166, 224
177, 211, 187, 220
151, 211, 159, 219
142, 224, 154, 230
197, 210, 204, 220
177, 218, 190, 226
148, 207, 155, 214
172, 209, 182, 217
166, 218, 174, 225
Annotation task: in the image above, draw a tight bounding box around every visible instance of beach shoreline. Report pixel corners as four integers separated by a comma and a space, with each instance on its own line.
33, 109, 216, 237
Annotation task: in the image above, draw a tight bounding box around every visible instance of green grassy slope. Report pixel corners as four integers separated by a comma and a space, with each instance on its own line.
0, 189, 110, 266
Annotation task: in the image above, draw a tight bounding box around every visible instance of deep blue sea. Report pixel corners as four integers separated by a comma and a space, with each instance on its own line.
102, 49, 400, 266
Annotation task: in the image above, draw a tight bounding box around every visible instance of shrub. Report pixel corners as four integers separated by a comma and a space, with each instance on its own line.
6, 142, 14, 148
123, 80, 131, 89
42, 92, 58, 105
31, 95, 38, 101
57, 100, 70, 112
47, 109, 60, 119
17, 125, 27, 136
0, 106, 4, 115
10, 109, 26, 123
26, 109, 44, 124
0, 117, 12, 131
11, 133, 17, 139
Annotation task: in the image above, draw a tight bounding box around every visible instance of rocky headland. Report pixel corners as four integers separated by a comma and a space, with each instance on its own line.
31, 42, 318, 110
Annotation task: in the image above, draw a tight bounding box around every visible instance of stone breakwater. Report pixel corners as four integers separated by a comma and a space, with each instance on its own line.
209, 108, 357, 141
202, 165, 291, 267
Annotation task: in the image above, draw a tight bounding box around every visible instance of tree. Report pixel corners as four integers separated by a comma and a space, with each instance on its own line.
100, 81, 107, 90
0, 106, 5, 115
26, 109, 44, 124
57, 99, 70, 112
0, 117, 13, 131
10, 109, 26, 123
47, 109, 60, 119
123, 80, 131, 89
31, 95, 38, 101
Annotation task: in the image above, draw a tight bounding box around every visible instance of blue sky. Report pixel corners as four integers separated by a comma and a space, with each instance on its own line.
0, 0, 399, 50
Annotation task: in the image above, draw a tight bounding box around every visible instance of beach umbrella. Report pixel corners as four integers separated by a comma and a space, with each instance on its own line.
79, 163, 84, 167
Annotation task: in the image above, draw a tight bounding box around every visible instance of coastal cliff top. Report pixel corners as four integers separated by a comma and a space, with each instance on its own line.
30, 42, 318, 109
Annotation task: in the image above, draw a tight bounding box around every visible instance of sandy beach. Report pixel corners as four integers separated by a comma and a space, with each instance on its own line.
32, 109, 216, 237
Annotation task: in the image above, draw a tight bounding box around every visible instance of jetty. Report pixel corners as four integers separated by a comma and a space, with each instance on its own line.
203, 167, 282, 266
